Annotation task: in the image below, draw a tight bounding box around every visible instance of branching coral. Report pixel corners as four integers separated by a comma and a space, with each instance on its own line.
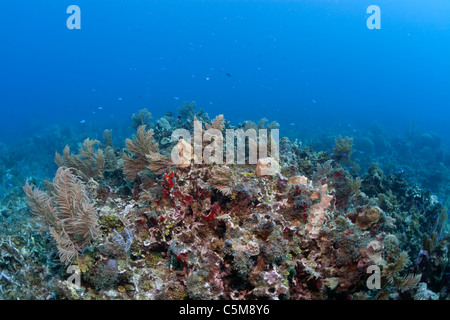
209, 166, 233, 196
382, 251, 409, 284
122, 125, 159, 180
178, 101, 197, 120
55, 139, 105, 180
396, 273, 422, 293
205, 114, 225, 131
333, 135, 354, 166
23, 167, 99, 265
131, 108, 153, 130
146, 151, 173, 175
103, 129, 114, 148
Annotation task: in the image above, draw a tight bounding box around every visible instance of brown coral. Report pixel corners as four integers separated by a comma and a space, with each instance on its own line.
103, 129, 114, 148
332, 135, 354, 165
146, 151, 173, 175
209, 166, 233, 196
23, 167, 99, 265
55, 139, 105, 180
205, 114, 225, 131
122, 125, 159, 180
356, 206, 381, 230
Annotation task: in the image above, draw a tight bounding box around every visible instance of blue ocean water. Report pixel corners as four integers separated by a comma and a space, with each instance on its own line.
1, 0, 449, 140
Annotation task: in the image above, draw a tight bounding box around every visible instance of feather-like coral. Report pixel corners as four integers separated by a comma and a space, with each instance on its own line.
23, 167, 99, 265
382, 251, 409, 284
55, 139, 105, 180
146, 151, 173, 175
206, 114, 225, 131
122, 125, 159, 180
131, 108, 153, 130
209, 166, 233, 196
332, 135, 354, 165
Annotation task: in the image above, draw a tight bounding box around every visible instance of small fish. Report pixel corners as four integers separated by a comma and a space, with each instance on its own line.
174, 97, 180, 100
98, 107, 103, 110
289, 123, 296, 126
209, 101, 213, 105
312, 99, 317, 103
8, 183, 13, 187
80, 120, 86, 124
226, 73, 232, 77
118, 97, 123, 101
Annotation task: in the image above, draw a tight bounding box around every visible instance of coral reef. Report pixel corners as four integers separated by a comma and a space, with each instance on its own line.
0, 105, 448, 300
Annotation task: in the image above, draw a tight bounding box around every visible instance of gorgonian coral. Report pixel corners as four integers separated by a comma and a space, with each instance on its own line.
23, 167, 99, 265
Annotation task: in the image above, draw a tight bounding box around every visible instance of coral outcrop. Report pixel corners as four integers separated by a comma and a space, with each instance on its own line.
6, 106, 448, 300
